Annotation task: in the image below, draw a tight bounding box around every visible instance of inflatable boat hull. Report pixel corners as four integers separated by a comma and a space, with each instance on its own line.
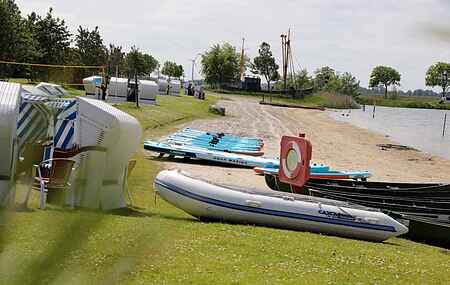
155, 170, 408, 242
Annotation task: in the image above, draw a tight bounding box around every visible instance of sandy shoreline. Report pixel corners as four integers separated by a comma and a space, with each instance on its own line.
157, 95, 450, 188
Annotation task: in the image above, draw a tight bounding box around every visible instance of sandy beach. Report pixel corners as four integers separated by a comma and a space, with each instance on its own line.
156, 95, 450, 188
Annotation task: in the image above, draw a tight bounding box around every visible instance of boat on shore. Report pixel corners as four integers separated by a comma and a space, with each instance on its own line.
155, 170, 408, 242
254, 166, 372, 180
264, 174, 450, 218
264, 174, 450, 247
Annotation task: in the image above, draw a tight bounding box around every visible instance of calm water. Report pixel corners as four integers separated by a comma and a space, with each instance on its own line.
328, 106, 450, 160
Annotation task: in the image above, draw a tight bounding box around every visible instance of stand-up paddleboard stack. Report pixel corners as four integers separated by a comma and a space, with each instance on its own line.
167, 128, 265, 156
145, 128, 372, 180
145, 140, 330, 172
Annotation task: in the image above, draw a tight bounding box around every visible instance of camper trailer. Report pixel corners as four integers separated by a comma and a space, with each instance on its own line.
0, 82, 21, 207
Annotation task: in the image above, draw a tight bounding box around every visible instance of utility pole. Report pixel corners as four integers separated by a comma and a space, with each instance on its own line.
286, 29, 291, 93
190, 59, 195, 82
189, 53, 202, 83
239, 38, 245, 82
281, 29, 291, 94
135, 70, 139, 108
281, 34, 286, 93
443, 70, 448, 99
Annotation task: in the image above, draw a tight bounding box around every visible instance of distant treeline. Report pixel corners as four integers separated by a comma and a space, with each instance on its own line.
200, 42, 449, 100
359, 86, 441, 97
0, 0, 183, 84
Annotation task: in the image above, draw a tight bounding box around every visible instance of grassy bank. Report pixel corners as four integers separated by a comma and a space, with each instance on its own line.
210, 89, 359, 109
1, 93, 449, 284
357, 95, 450, 110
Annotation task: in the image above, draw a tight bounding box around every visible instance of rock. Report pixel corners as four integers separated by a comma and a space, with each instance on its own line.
209, 104, 226, 116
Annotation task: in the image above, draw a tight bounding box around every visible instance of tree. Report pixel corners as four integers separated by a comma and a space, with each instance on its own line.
126, 46, 143, 77
176, 65, 184, 79
161, 61, 182, 80
291, 69, 312, 90
0, 1, 40, 77
32, 8, 71, 64
369, 66, 401, 98
0, 0, 22, 61
252, 42, 279, 92
333, 72, 360, 97
425, 62, 450, 96
125, 47, 158, 77
75, 26, 107, 66
314, 66, 336, 90
107, 44, 125, 76
275, 69, 312, 91
141, 53, 159, 76
201, 43, 240, 88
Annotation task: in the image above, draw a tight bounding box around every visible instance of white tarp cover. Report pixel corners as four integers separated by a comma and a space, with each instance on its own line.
139, 80, 158, 103
158, 79, 180, 96
22, 85, 53, 98
36, 82, 69, 97
107, 77, 128, 98
157, 79, 168, 94
0, 82, 21, 206
72, 97, 142, 209
169, 80, 181, 96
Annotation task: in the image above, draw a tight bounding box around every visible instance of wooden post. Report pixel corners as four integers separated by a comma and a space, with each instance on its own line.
135, 71, 139, 108
443, 113, 447, 137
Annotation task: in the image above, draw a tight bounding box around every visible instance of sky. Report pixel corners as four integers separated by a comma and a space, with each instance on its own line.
16, 0, 450, 90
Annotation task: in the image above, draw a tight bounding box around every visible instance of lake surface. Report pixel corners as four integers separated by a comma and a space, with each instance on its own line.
328, 106, 450, 160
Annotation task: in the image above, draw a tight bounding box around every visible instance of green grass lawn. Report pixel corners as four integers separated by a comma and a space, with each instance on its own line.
65, 87, 85, 97
1, 93, 449, 284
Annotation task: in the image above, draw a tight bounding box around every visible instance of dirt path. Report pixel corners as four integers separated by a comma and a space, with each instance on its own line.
155, 95, 450, 188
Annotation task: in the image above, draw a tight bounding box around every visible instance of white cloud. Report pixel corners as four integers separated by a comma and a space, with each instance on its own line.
16, 0, 450, 90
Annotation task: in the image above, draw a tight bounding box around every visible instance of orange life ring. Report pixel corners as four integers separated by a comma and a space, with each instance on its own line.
279, 135, 312, 187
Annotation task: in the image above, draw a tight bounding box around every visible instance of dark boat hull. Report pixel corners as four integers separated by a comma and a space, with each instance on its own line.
264, 174, 450, 247
391, 214, 450, 248
306, 178, 450, 198
264, 174, 450, 220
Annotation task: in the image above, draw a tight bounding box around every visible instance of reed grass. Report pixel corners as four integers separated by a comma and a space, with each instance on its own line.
357, 95, 450, 110
210, 89, 360, 109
